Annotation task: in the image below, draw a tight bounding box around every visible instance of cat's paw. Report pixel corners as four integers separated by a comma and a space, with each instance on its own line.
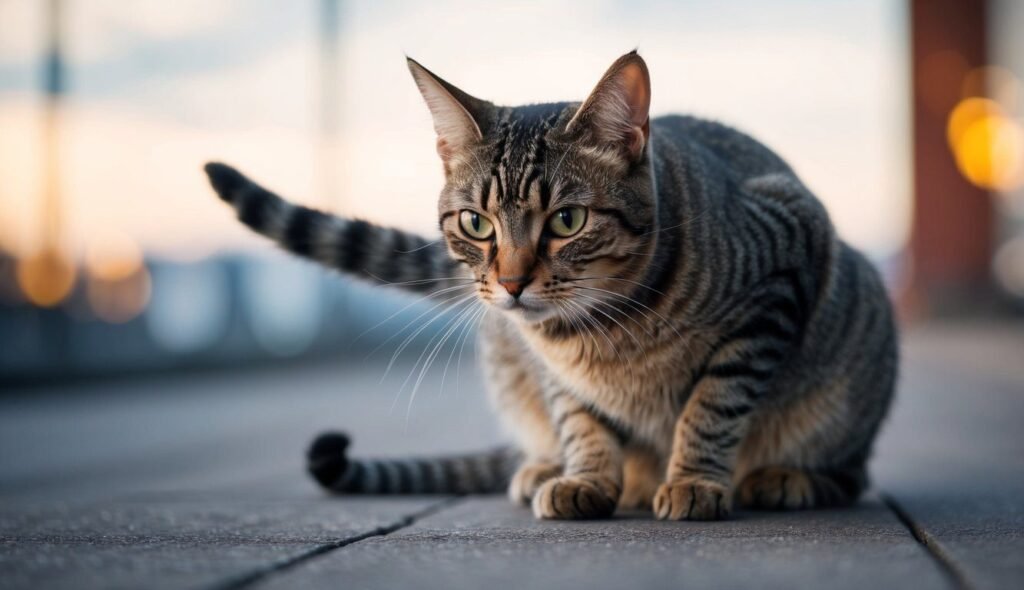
508, 462, 562, 505
653, 478, 732, 520
531, 475, 618, 520
737, 467, 815, 510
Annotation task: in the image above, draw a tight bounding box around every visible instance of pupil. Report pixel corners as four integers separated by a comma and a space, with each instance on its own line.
471, 214, 480, 231
561, 210, 572, 226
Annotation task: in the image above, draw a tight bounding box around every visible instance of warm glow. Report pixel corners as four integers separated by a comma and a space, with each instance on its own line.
84, 233, 151, 322
952, 113, 1024, 191
946, 97, 1001, 149
85, 232, 145, 281
16, 249, 77, 307
961, 65, 1022, 111
85, 267, 151, 324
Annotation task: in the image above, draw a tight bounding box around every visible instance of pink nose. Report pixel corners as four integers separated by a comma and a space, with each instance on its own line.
498, 276, 532, 299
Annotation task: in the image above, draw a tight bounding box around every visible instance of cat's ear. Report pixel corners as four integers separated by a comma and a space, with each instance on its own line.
567, 51, 651, 163
407, 57, 490, 163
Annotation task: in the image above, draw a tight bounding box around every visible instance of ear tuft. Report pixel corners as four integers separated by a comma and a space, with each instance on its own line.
567, 52, 652, 162
407, 58, 488, 163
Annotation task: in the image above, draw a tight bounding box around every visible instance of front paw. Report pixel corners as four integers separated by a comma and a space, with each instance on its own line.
531, 475, 618, 520
653, 478, 732, 520
508, 462, 562, 505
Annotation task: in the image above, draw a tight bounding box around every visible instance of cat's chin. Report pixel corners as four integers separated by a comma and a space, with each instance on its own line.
497, 300, 557, 324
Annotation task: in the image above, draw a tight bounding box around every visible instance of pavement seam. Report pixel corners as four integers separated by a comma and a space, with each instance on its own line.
204, 496, 464, 590
880, 492, 974, 590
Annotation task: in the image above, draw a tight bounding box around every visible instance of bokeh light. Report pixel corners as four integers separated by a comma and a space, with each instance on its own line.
948, 91, 1024, 192
15, 249, 76, 307
961, 65, 1022, 112
951, 111, 1024, 191
84, 233, 151, 323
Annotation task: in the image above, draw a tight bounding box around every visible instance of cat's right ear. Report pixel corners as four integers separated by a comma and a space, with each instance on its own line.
567, 51, 651, 163
407, 58, 490, 165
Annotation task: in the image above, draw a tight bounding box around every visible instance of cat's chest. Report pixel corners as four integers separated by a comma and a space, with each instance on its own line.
524, 328, 708, 436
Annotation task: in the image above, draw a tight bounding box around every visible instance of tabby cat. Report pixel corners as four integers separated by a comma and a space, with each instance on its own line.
204, 51, 897, 520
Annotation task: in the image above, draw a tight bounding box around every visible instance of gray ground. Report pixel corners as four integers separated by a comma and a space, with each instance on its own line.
1, 321, 1022, 590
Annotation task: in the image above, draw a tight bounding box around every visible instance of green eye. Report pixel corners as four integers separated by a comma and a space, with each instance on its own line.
548, 207, 587, 237
459, 210, 494, 240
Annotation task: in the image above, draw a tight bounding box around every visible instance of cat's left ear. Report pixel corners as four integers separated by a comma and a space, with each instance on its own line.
407, 57, 492, 164
567, 50, 651, 163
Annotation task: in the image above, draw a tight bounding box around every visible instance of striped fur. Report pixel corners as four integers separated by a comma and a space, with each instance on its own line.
205, 51, 897, 519
307, 432, 518, 494
204, 162, 469, 296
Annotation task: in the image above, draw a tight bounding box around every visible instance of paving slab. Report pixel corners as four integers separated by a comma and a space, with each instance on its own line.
872, 326, 1024, 590
0, 493, 442, 590
253, 495, 948, 590
0, 321, 1022, 589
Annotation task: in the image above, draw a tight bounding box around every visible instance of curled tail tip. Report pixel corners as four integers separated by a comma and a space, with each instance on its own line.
203, 161, 247, 202
307, 431, 351, 489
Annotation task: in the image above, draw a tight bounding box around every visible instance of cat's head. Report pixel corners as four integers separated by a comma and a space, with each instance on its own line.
410, 51, 655, 324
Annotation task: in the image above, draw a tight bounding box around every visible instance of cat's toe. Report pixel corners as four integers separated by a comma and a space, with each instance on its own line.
737, 467, 815, 510
531, 476, 617, 520
653, 478, 731, 520
508, 462, 562, 505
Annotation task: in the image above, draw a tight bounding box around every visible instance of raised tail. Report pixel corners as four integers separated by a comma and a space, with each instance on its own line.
307, 432, 521, 494
203, 162, 469, 295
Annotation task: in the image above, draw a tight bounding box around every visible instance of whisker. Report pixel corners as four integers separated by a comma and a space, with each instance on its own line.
569, 283, 686, 343
380, 291, 478, 385
437, 302, 485, 400
356, 282, 476, 346
554, 300, 602, 362
403, 299, 481, 423
389, 295, 477, 414
566, 298, 637, 389
567, 275, 667, 298
574, 292, 655, 340
392, 239, 442, 254
453, 304, 486, 399
573, 293, 651, 364
362, 270, 476, 287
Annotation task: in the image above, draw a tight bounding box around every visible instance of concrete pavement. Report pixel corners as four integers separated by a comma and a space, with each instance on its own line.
1, 321, 1021, 589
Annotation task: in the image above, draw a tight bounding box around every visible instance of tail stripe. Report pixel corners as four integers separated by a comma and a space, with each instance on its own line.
204, 162, 469, 297
393, 459, 415, 493
339, 461, 364, 491
307, 432, 520, 495
427, 457, 446, 493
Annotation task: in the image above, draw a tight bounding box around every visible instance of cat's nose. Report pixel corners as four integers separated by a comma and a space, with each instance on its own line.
498, 276, 533, 299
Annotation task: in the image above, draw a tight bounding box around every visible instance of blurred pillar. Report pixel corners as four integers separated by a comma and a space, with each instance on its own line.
907, 0, 995, 317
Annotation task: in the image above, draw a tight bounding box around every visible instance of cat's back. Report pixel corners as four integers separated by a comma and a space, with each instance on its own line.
651, 115, 793, 182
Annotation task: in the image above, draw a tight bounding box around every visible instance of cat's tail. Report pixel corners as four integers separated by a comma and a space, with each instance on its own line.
203, 162, 470, 296
307, 432, 520, 494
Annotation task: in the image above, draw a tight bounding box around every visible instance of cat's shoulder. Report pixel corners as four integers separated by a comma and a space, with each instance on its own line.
652, 114, 793, 180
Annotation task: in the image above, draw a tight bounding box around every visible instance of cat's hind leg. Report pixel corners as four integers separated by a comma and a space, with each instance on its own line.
736, 464, 867, 510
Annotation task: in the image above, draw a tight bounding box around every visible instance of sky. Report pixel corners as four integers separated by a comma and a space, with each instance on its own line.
0, 0, 911, 262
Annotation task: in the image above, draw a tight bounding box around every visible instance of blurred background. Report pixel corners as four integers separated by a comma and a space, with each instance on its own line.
0, 0, 1021, 383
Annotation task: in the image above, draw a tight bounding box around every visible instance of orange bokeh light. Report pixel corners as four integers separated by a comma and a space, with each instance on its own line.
16, 249, 77, 308
951, 113, 1024, 191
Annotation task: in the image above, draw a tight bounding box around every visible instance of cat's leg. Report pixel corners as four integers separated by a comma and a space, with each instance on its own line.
737, 464, 867, 510
654, 374, 751, 520
656, 277, 802, 521
531, 391, 624, 520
